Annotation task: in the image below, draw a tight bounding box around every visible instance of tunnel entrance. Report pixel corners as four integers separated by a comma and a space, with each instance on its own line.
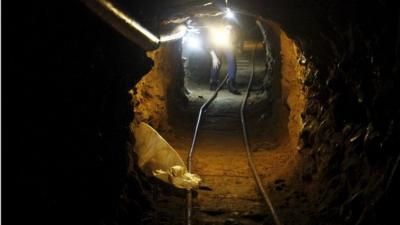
131, 16, 308, 225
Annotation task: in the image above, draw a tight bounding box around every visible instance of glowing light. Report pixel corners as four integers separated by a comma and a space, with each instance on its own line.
184, 35, 202, 50
225, 8, 235, 20
210, 25, 232, 48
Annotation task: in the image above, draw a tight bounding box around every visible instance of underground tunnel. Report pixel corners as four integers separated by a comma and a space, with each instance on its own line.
131, 12, 307, 225
4, 1, 400, 225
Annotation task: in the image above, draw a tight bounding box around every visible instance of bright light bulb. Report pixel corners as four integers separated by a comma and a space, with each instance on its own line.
210, 26, 231, 48
185, 36, 202, 50
225, 8, 235, 19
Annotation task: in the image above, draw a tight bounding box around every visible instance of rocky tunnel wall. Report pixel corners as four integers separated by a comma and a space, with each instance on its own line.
131, 42, 185, 132
265, 1, 400, 224
245, 19, 306, 155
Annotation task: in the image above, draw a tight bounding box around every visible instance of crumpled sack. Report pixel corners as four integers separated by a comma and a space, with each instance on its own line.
153, 165, 202, 189
132, 122, 201, 190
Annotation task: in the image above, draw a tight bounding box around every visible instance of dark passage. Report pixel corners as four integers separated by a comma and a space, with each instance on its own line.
3, 1, 400, 225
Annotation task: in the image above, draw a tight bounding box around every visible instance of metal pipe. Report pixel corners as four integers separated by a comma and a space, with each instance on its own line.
82, 0, 160, 50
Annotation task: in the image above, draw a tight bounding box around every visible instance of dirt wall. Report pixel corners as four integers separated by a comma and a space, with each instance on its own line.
131, 42, 184, 132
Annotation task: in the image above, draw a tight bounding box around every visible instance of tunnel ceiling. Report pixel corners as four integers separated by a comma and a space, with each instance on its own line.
114, 0, 297, 26
112, 0, 392, 38
109, 0, 329, 45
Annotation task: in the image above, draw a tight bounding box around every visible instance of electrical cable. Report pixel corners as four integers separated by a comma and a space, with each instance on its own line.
240, 44, 283, 225
186, 74, 229, 225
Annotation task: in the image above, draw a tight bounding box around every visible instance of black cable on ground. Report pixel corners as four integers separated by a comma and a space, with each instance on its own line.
186, 74, 229, 225
240, 44, 283, 225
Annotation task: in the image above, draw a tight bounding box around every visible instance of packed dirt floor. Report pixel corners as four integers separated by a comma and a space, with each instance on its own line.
162, 108, 305, 225
160, 92, 309, 225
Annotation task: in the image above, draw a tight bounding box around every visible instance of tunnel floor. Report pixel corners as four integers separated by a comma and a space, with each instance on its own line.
159, 61, 307, 224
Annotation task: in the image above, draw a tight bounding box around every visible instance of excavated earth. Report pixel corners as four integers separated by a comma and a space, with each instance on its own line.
152, 35, 309, 225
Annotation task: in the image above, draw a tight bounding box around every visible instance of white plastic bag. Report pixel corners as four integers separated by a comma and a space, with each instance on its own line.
132, 122, 201, 189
